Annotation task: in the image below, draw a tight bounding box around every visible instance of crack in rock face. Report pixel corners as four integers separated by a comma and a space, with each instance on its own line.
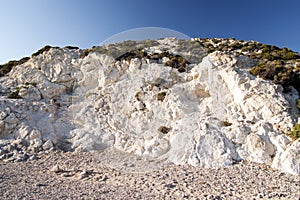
0, 38, 299, 175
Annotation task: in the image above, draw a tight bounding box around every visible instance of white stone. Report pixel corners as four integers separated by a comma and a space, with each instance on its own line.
0, 120, 4, 129
128, 58, 141, 72
42, 140, 53, 150
29, 129, 42, 140
30, 138, 43, 149
19, 85, 41, 100
14, 123, 31, 139
0, 111, 8, 120
50, 164, 62, 173
4, 113, 18, 124
272, 141, 300, 175
243, 132, 276, 164
269, 133, 291, 153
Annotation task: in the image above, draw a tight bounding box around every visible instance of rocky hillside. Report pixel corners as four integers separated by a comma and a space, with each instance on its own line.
0, 38, 299, 175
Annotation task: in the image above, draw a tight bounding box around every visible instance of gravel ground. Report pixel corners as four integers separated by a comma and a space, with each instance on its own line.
0, 148, 299, 200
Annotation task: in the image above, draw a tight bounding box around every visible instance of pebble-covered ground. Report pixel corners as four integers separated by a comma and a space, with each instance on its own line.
0, 149, 299, 200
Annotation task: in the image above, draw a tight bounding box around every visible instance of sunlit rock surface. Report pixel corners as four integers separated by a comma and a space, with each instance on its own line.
0, 38, 299, 175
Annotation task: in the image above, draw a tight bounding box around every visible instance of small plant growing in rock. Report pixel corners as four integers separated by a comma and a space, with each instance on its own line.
206, 48, 215, 54
80, 48, 93, 58
157, 91, 167, 101
281, 51, 300, 60
158, 126, 171, 134
261, 44, 271, 53
229, 42, 243, 49
7, 86, 23, 99
164, 54, 189, 73
222, 120, 232, 126
288, 124, 300, 141
25, 82, 37, 87
241, 46, 249, 52
116, 49, 147, 61
211, 38, 220, 44
261, 52, 275, 61
297, 99, 300, 110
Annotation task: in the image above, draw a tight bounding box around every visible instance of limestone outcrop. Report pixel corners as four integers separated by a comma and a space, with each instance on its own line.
0, 38, 299, 175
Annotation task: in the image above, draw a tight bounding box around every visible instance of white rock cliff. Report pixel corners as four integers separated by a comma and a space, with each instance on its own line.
0, 38, 299, 175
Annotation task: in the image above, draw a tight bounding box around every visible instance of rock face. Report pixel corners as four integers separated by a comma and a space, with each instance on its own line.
0, 38, 299, 175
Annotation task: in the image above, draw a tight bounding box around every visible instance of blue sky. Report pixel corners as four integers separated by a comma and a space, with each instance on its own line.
1, 0, 299, 64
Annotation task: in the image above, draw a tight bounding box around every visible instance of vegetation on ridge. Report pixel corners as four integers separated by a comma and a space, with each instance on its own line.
64, 46, 79, 50
0, 45, 70, 77
249, 61, 299, 92
192, 37, 300, 93
2, 38, 300, 94
79, 40, 160, 59
31, 45, 59, 57
0, 57, 30, 77
115, 49, 147, 61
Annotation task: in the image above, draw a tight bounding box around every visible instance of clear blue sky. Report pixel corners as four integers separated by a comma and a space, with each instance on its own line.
1, 0, 300, 64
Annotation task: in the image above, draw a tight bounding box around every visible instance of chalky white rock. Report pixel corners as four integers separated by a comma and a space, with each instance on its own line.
0, 39, 299, 175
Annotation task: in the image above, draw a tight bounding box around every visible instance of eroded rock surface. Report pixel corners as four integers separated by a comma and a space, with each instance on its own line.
0, 38, 299, 175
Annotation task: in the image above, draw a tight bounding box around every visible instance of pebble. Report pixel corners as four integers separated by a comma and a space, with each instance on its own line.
50, 164, 62, 173
0, 150, 299, 200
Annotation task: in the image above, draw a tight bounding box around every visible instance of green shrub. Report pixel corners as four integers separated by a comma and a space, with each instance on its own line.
206, 48, 215, 54
211, 38, 220, 44
249, 65, 263, 75
7, 86, 23, 99
241, 46, 249, 52
261, 44, 271, 53
270, 45, 280, 51
247, 43, 259, 52
263, 48, 300, 60
281, 51, 300, 60
222, 121, 232, 126
158, 126, 171, 134
261, 52, 275, 61
229, 42, 243, 49
64, 46, 79, 50
249, 62, 299, 93
80, 48, 93, 58
128, 51, 190, 73
205, 43, 214, 48
288, 124, 300, 140
164, 54, 189, 73
157, 91, 167, 101
116, 49, 148, 61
